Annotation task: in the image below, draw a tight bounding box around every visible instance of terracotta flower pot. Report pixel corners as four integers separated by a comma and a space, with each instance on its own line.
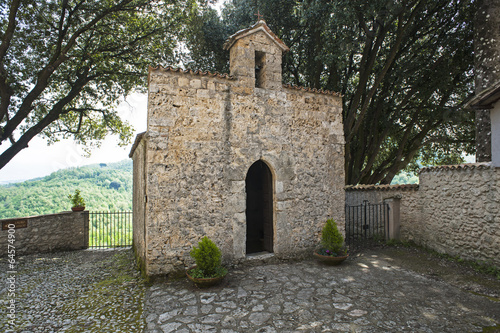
313, 251, 349, 265
186, 266, 227, 288
71, 206, 85, 212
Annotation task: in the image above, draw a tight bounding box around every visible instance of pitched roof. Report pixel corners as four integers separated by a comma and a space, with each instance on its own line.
223, 20, 289, 52
129, 132, 146, 158
465, 80, 500, 109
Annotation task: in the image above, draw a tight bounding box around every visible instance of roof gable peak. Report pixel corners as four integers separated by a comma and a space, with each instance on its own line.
223, 20, 289, 52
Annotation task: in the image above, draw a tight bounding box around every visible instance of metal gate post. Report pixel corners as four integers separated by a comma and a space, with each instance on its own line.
383, 196, 401, 241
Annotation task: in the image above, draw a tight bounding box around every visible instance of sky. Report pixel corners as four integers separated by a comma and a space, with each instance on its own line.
0, 93, 148, 183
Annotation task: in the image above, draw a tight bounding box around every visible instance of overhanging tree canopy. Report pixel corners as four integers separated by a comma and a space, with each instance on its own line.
0, 0, 183, 170
183, 0, 476, 185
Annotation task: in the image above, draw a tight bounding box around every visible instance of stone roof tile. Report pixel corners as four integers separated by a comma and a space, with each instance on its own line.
419, 162, 493, 173
345, 184, 419, 191
149, 66, 234, 79
283, 84, 342, 97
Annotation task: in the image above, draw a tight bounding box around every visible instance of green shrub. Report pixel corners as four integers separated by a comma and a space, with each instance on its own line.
68, 189, 85, 208
190, 237, 225, 278
321, 219, 344, 254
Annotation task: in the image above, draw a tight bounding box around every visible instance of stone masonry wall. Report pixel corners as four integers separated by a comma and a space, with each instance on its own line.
418, 165, 500, 267
137, 68, 344, 276
131, 133, 147, 269
345, 164, 500, 268
131, 22, 345, 277
0, 211, 89, 257
143, 69, 236, 275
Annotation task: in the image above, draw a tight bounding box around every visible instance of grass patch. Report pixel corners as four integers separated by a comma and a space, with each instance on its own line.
60, 251, 146, 333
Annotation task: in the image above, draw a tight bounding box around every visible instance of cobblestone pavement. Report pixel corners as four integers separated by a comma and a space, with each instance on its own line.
0, 249, 146, 333
1, 248, 499, 333
145, 253, 500, 333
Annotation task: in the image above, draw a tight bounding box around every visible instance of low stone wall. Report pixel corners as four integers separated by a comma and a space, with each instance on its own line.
418, 164, 499, 267
0, 211, 89, 257
345, 164, 500, 268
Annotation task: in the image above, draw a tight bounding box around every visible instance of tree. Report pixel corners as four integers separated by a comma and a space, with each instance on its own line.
183, 0, 476, 185
473, 0, 500, 162
0, 0, 184, 170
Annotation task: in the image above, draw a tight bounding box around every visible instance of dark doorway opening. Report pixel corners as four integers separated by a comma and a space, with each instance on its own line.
245, 160, 274, 254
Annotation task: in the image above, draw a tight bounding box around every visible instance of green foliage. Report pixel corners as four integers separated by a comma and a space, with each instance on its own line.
391, 171, 419, 185
320, 219, 344, 255
0, 0, 186, 169
88, 213, 132, 248
189, 237, 225, 278
0, 160, 132, 219
68, 189, 86, 208
183, 0, 476, 185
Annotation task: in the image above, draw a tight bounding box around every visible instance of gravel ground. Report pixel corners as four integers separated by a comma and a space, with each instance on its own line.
0, 248, 146, 333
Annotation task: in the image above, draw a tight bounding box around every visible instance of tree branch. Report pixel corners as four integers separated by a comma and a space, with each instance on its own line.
0, 68, 92, 169
0, 0, 136, 144
0, 0, 21, 124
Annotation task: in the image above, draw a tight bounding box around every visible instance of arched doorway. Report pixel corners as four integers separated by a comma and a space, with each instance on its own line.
245, 160, 274, 254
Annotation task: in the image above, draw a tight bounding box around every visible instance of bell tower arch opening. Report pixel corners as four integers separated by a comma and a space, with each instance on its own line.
245, 160, 274, 254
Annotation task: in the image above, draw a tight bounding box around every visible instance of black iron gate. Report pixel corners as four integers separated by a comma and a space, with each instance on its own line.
88, 211, 132, 248
345, 201, 389, 247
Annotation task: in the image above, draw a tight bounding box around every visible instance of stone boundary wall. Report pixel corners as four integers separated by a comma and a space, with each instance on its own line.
418, 164, 499, 267
345, 164, 500, 268
0, 211, 89, 257
345, 184, 421, 241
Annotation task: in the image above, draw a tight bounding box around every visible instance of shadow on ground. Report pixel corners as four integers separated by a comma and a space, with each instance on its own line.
356, 244, 500, 301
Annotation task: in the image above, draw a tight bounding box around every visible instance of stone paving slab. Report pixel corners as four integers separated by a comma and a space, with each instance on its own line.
1, 248, 499, 332
144, 253, 500, 333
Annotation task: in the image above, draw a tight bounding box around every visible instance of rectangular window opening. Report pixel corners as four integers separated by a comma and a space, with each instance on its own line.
255, 51, 265, 88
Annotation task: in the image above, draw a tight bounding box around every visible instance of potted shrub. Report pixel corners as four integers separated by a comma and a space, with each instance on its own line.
186, 236, 227, 288
68, 189, 86, 212
313, 218, 348, 265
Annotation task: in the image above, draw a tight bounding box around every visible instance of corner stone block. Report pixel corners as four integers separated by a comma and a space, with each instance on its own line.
190, 79, 202, 89
228, 195, 246, 213
234, 212, 246, 224
276, 181, 284, 193
149, 84, 160, 93
178, 77, 190, 87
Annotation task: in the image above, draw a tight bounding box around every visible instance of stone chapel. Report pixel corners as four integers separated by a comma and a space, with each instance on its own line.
130, 20, 345, 276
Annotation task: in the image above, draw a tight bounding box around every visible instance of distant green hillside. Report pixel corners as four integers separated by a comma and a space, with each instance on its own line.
0, 160, 132, 219
391, 171, 419, 185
